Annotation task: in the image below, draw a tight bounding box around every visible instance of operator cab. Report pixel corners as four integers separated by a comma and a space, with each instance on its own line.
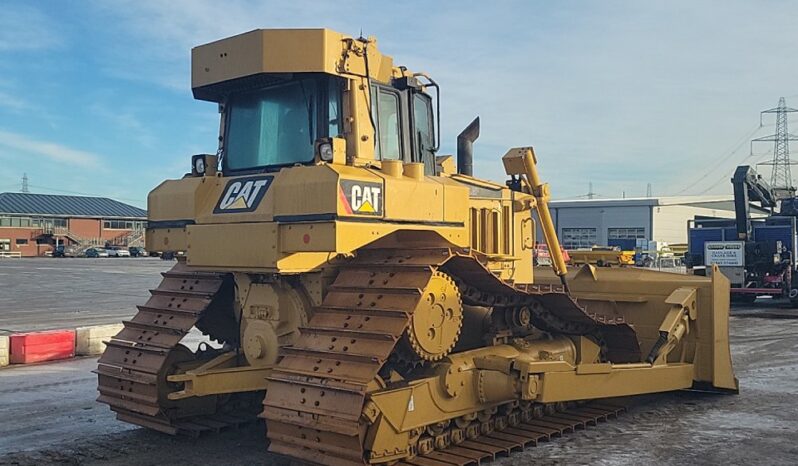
217, 73, 438, 175
189, 30, 440, 177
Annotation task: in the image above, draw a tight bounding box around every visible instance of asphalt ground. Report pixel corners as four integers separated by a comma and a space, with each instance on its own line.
0, 258, 172, 333
0, 259, 796, 465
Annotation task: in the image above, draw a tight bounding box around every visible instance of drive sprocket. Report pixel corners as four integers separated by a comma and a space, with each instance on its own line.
404, 271, 463, 361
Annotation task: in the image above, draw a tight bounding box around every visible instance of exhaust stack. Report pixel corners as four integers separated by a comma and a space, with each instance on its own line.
457, 117, 480, 176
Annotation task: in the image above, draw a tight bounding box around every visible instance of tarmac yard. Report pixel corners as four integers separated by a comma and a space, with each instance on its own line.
0, 258, 171, 333
1, 260, 797, 465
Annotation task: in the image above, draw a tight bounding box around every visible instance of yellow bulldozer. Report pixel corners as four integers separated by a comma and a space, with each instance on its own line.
96, 28, 737, 465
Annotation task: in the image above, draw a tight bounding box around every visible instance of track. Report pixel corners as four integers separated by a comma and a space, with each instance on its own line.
95, 263, 260, 436
395, 402, 626, 466
263, 248, 640, 465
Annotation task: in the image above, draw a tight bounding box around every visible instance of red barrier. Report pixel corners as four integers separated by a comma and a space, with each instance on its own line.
10, 330, 75, 364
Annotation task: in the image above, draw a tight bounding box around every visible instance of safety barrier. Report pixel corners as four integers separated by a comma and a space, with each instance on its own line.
9, 330, 75, 364
0, 251, 22, 258
75, 324, 123, 355
0, 335, 8, 367
0, 323, 123, 368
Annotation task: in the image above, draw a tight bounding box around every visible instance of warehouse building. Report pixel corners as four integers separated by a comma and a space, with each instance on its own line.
540, 195, 767, 249
0, 192, 146, 257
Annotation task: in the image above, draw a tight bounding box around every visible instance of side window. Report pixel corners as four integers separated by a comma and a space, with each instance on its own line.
413, 93, 435, 173
377, 91, 401, 160
327, 78, 342, 137
371, 85, 403, 161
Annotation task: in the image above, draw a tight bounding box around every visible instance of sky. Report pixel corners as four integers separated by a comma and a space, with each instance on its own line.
1, 0, 797, 208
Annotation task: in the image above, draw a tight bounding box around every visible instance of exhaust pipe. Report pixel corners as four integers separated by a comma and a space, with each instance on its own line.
457, 117, 480, 176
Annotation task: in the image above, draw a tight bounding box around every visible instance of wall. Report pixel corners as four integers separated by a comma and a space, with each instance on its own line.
535, 201, 739, 248
0, 218, 141, 256
0, 228, 49, 257
543, 206, 651, 247
100, 228, 133, 243
63, 218, 134, 243
69, 218, 102, 239
652, 205, 735, 244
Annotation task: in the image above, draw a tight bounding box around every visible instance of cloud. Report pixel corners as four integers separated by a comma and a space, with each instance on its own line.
0, 130, 101, 168
87, 102, 157, 148
10, 1, 798, 200
0, 91, 31, 111
84, 1, 798, 193
0, 4, 62, 51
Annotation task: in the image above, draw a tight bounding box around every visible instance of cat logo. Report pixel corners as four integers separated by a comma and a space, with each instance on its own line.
213, 175, 273, 213
339, 180, 383, 216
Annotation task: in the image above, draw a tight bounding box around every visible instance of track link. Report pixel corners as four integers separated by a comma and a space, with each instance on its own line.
263, 248, 638, 465
396, 402, 626, 466
96, 263, 259, 434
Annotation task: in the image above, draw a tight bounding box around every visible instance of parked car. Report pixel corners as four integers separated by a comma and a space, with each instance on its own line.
85, 248, 109, 258
160, 251, 180, 260
129, 247, 148, 257
106, 246, 131, 257
53, 245, 78, 258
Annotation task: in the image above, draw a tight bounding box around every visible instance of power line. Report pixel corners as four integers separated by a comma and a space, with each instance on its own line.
672, 117, 798, 196
697, 147, 763, 195
674, 123, 762, 194
752, 96, 798, 199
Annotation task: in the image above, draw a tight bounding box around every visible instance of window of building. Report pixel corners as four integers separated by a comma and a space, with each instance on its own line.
2, 216, 65, 229
561, 228, 597, 249
15, 238, 28, 245
104, 220, 146, 230
0, 216, 33, 227
608, 227, 646, 239
0, 239, 9, 251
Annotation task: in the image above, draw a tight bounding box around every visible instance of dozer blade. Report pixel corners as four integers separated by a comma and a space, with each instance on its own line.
536, 264, 738, 393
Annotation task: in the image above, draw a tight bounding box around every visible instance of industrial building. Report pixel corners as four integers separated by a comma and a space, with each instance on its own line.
0, 192, 146, 257
540, 195, 768, 249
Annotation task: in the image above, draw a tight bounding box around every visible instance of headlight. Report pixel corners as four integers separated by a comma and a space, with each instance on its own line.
191, 154, 217, 176
319, 142, 333, 161
194, 156, 206, 175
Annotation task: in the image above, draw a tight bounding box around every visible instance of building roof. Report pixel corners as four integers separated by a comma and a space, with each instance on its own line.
549, 195, 734, 208
549, 195, 771, 216
0, 192, 146, 219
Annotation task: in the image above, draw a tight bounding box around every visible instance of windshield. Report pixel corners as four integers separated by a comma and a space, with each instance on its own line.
224, 75, 342, 171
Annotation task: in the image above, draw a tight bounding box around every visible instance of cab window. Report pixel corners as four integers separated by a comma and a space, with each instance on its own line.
224, 75, 342, 172
413, 93, 435, 173
371, 87, 402, 160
